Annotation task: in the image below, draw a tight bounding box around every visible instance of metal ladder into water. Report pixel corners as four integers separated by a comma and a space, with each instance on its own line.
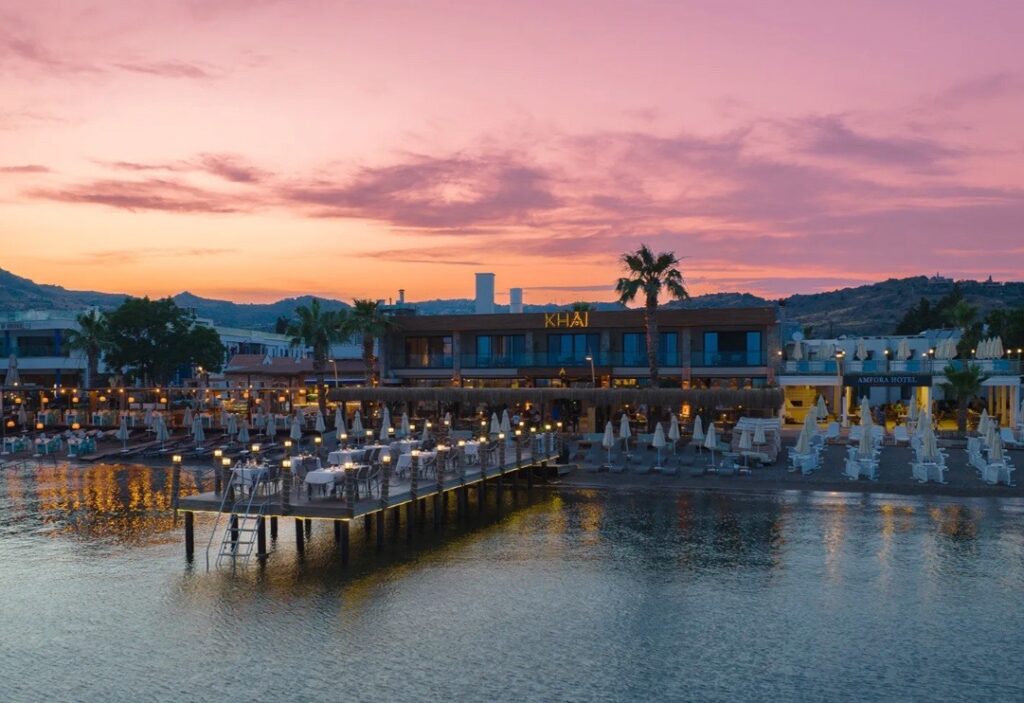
205, 473, 270, 571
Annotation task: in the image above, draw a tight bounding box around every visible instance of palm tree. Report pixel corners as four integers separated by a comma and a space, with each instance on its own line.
64, 310, 107, 389
344, 299, 396, 386
615, 244, 689, 385
941, 363, 987, 435
945, 300, 980, 357
285, 298, 346, 418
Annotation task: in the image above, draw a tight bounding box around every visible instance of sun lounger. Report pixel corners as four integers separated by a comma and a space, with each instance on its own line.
1000, 427, 1021, 448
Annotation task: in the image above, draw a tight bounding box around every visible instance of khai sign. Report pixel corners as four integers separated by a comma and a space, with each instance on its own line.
843, 373, 931, 387
544, 312, 589, 329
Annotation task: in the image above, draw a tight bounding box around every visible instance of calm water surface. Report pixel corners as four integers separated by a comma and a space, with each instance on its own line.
1, 462, 1023, 702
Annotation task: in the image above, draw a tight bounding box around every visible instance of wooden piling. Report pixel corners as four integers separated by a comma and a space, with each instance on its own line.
257, 516, 267, 557
334, 519, 342, 542
340, 520, 350, 565
281, 463, 292, 515
184, 511, 194, 561
375, 511, 384, 551
294, 518, 305, 553
304, 518, 312, 538
269, 516, 278, 540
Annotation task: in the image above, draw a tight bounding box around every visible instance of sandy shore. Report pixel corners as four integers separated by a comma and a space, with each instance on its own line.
560, 442, 1023, 499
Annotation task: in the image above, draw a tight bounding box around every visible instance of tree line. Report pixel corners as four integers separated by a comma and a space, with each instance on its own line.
65, 297, 225, 388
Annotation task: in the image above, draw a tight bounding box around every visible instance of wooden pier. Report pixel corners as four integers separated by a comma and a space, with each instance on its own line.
179, 445, 560, 568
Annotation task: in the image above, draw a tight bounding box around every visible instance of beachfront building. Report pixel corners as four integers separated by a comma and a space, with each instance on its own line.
779, 330, 1021, 428
0, 309, 301, 389
379, 307, 780, 432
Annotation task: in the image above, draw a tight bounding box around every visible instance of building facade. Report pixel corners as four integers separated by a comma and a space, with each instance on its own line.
778, 331, 1022, 427
382, 307, 780, 390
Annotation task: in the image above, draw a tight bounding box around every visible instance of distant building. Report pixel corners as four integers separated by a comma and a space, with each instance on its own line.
0, 309, 319, 389
222, 354, 364, 390
778, 329, 1020, 427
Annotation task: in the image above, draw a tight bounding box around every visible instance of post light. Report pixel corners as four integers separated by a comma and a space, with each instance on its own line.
480, 435, 487, 443
214, 448, 223, 459
172, 454, 182, 465
481, 420, 486, 428
35, 422, 43, 430
366, 429, 373, 438
382, 453, 391, 466
314, 436, 322, 446
222, 457, 231, 468
556, 421, 563, 430
282, 458, 292, 469
251, 443, 261, 453
72, 396, 79, 404
458, 440, 465, 447
128, 396, 135, 404
530, 427, 537, 434
160, 397, 168, 404
545, 423, 551, 431
71, 422, 80, 431
284, 439, 293, 449
99, 395, 107, 402
340, 433, 348, 445
5, 420, 13, 429
411, 449, 419, 458
515, 429, 521, 437
426, 421, 432, 429
409, 423, 416, 432
498, 432, 505, 441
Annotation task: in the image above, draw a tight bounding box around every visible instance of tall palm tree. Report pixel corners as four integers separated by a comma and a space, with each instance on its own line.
615, 244, 689, 385
344, 299, 396, 386
941, 363, 987, 435
285, 298, 346, 418
945, 300, 979, 357
64, 310, 108, 389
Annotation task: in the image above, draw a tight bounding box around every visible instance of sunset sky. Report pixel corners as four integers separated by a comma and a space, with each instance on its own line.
2, 1, 1023, 305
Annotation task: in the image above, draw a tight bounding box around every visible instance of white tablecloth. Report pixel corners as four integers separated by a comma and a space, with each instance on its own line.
232, 466, 268, 484
328, 448, 365, 465
305, 468, 346, 486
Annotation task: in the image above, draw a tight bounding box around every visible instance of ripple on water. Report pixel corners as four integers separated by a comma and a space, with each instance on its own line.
1, 463, 1023, 702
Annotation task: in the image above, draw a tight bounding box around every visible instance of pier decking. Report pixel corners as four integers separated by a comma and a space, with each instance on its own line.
178, 446, 560, 567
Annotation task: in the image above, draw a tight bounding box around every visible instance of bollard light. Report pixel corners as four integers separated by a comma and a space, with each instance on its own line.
282, 458, 292, 469
172, 454, 182, 465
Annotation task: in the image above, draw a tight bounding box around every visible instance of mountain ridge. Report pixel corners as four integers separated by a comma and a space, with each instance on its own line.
2, 268, 1022, 336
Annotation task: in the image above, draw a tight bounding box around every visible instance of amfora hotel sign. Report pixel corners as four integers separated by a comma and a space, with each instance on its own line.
544, 312, 590, 329
844, 373, 931, 387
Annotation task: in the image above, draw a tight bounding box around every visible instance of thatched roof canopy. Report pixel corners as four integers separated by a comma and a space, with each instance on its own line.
328, 386, 783, 410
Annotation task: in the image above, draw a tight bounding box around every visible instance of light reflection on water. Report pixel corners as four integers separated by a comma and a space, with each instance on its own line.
1, 462, 1022, 702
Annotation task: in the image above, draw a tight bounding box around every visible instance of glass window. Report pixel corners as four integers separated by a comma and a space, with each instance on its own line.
404, 336, 452, 367
623, 332, 677, 365
547, 333, 599, 364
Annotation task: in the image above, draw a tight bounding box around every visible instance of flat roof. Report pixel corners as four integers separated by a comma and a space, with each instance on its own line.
393, 307, 777, 333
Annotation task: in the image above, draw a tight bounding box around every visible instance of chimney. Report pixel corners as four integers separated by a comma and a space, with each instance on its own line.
475, 273, 495, 314
509, 287, 523, 314
398, 289, 406, 305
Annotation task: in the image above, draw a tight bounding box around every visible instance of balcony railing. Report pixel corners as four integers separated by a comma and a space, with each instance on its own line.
780, 359, 1022, 375
693, 351, 766, 367
398, 354, 454, 369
